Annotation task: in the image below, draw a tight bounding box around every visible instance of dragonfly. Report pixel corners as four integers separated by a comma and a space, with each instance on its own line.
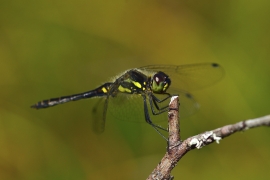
31, 63, 224, 139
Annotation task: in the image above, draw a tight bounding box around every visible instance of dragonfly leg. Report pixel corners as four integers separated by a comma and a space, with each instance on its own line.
148, 93, 171, 115
142, 95, 168, 141
152, 93, 172, 103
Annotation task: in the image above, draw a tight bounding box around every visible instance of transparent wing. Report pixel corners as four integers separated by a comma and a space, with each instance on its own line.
91, 97, 107, 133
104, 91, 199, 124
139, 63, 224, 92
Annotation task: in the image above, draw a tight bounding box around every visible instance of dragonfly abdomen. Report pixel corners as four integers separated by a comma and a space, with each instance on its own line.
31, 83, 112, 109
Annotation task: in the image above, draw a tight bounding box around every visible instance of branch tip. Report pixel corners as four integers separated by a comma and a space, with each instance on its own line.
169, 96, 178, 105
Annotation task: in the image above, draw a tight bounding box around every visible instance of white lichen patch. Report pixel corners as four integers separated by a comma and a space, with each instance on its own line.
189, 131, 222, 149
189, 138, 202, 149
213, 133, 222, 144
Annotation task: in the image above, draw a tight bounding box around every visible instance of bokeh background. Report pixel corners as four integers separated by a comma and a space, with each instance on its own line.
1, 0, 270, 180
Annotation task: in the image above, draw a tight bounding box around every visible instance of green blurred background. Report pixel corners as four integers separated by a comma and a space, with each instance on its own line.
1, 0, 270, 179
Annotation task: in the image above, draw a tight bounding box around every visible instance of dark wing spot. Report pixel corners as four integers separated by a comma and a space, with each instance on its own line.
211, 63, 219, 68
185, 93, 193, 99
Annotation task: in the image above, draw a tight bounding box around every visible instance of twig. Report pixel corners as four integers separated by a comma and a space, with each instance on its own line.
147, 96, 270, 180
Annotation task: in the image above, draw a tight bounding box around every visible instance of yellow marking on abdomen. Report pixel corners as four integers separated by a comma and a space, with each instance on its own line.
102, 87, 108, 93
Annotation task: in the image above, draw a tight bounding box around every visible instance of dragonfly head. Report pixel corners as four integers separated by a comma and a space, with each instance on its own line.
151, 71, 171, 93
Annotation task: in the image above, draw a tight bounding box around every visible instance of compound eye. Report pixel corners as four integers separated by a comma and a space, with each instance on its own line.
153, 73, 165, 85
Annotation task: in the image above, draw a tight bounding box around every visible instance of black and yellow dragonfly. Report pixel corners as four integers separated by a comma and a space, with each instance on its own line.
31, 63, 223, 139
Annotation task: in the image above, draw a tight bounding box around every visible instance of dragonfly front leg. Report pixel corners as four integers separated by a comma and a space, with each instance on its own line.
148, 93, 172, 115
152, 93, 172, 103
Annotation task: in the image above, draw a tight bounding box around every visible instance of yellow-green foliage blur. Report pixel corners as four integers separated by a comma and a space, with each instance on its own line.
0, 1, 269, 180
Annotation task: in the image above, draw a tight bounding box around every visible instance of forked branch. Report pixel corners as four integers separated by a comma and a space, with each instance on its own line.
147, 96, 270, 180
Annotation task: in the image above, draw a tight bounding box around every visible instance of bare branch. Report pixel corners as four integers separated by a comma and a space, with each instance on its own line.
147, 96, 270, 180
